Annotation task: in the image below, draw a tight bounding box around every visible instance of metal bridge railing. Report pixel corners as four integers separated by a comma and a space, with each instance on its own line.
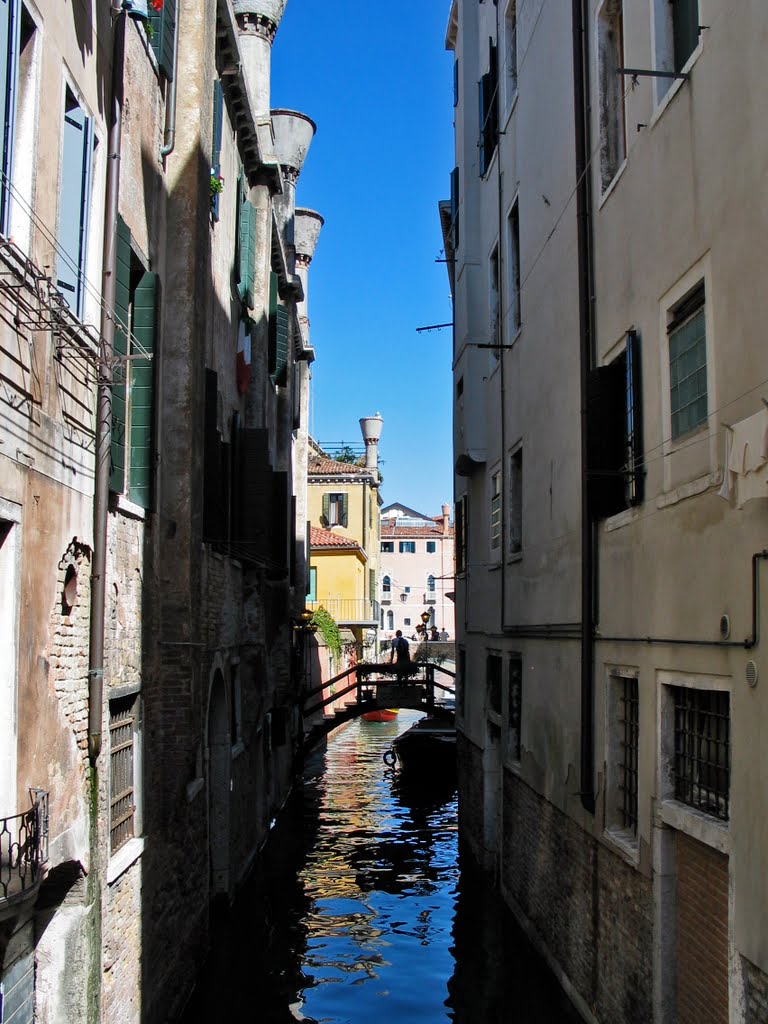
0, 790, 49, 907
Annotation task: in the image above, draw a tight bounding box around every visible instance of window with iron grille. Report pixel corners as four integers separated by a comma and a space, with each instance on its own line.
617, 677, 639, 833
508, 655, 522, 762
673, 687, 730, 821
109, 694, 137, 854
669, 283, 707, 440
490, 470, 501, 550
455, 495, 467, 574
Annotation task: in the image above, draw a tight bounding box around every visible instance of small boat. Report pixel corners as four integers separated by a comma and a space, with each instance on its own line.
362, 708, 398, 723
385, 712, 456, 773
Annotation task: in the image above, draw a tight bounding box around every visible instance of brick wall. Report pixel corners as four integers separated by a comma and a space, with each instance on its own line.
49, 541, 92, 765
103, 866, 142, 1023
743, 956, 768, 1023
676, 832, 729, 1024
458, 734, 654, 1024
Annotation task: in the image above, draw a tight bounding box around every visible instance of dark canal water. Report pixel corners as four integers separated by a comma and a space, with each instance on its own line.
182, 711, 582, 1023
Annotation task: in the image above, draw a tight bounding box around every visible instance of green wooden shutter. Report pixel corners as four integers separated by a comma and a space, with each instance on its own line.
340, 494, 348, 528
150, 0, 176, 80
127, 270, 157, 508
274, 299, 289, 387
369, 568, 375, 604
321, 492, 330, 527
267, 271, 278, 373
110, 217, 131, 493
238, 191, 256, 307
211, 80, 223, 221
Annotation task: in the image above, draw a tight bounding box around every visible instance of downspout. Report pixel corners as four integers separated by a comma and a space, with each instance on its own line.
88, 7, 126, 763
495, 0, 507, 633
159, 1, 180, 159
573, 0, 597, 814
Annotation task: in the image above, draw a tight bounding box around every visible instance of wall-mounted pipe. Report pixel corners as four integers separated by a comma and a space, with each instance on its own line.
159, 1, 180, 159
573, 0, 597, 816
89, 9, 126, 763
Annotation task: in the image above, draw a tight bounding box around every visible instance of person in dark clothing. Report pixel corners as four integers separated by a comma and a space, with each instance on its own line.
390, 629, 410, 680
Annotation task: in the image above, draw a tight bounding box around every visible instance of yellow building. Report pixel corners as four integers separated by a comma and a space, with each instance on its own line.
306, 439, 381, 657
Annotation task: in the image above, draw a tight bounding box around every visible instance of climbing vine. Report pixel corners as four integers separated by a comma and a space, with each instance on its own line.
310, 606, 342, 663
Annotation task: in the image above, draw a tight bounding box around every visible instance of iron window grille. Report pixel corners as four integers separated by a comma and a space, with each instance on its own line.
490, 471, 501, 549
508, 656, 522, 762
110, 695, 137, 854
487, 654, 502, 715
617, 678, 639, 833
673, 687, 730, 822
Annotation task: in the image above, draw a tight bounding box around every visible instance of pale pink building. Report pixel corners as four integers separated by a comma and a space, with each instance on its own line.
379, 502, 455, 642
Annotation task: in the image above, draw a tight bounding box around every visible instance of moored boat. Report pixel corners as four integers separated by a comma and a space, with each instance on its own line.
362, 708, 399, 722
386, 712, 456, 773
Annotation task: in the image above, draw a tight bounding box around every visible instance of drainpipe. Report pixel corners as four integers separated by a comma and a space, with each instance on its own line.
88, 8, 126, 763
495, 0, 507, 634
159, 0, 180, 159
573, 0, 597, 815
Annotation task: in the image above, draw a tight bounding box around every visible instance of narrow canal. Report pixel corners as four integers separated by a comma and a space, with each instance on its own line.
182, 712, 582, 1023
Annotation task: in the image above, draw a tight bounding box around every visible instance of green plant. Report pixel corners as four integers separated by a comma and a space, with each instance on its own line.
310, 606, 342, 663
210, 174, 224, 196
145, 21, 154, 39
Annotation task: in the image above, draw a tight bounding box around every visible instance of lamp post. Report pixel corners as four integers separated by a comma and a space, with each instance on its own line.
420, 609, 431, 645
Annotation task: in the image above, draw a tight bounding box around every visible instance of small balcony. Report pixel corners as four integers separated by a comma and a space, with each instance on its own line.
1, 792, 49, 914
306, 598, 379, 627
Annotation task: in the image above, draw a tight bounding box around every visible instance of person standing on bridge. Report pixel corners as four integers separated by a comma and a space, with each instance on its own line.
390, 630, 410, 681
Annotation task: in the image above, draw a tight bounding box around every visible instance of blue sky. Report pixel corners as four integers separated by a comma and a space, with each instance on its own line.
271, 1, 455, 517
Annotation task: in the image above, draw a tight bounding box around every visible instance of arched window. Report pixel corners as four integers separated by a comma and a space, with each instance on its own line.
427, 575, 436, 592
387, 610, 394, 630
383, 575, 391, 593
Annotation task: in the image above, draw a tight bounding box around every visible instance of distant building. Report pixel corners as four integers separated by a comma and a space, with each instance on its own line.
379, 503, 455, 642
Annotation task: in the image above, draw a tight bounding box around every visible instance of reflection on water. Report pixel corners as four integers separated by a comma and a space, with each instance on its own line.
181, 712, 580, 1023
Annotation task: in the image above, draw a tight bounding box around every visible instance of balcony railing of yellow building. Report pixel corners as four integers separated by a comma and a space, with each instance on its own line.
306, 598, 379, 626
0, 791, 49, 910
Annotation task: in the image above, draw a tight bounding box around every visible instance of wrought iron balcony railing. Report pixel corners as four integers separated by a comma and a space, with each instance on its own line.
306, 598, 379, 626
0, 791, 49, 908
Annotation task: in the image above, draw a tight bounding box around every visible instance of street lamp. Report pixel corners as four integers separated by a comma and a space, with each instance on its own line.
420, 609, 430, 642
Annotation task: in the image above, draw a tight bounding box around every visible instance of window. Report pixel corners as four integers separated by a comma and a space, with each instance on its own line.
598, 0, 626, 192
455, 495, 467, 574
503, 1, 517, 112
149, 0, 177, 80
478, 37, 498, 176
507, 201, 521, 332
453, 58, 459, 107
110, 217, 157, 508
307, 566, 317, 602
427, 574, 436, 592
210, 79, 223, 221
268, 269, 289, 387
403, 586, 411, 594
673, 687, 730, 822
58, 86, 94, 318
322, 492, 347, 528
508, 655, 522, 762
669, 283, 706, 440
509, 448, 522, 554
486, 654, 502, 716
653, 0, 699, 100
109, 693, 140, 855
587, 331, 645, 517
236, 171, 256, 307
426, 541, 436, 554
457, 648, 466, 717
381, 541, 394, 553
404, 617, 411, 627
450, 166, 460, 249
0, 0, 38, 248
615, 676, 639, 834
490, 470, 501, 550
382, 575, 391, 593
399, 541, 416, 554
489, 245, 499, 352
369, 568, 375, 604
387, 610, 394, 630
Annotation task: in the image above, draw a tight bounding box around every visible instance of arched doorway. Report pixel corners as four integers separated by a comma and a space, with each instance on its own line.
207, 670, 230, 896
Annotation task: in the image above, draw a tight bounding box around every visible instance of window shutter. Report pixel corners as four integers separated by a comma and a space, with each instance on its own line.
450, 167, 459, 249
587, 360, 626, 518
340, 494, 348, 528
321, 493, 330, 527
203, 370, 221, 542
110, 217, 131, 494
268, 271, 278, 373
453, 58, 459, 108
273, 298, 289, 386
369, 569, 375, 604
478, 77, 487, 176
211, 80, 223, 221
238, 192, 256, 307
58, 92, 93, 317
625, 331, 644, 507
672, 0, 699, 72
150, 0, 176, 80
128, 270, 157, 508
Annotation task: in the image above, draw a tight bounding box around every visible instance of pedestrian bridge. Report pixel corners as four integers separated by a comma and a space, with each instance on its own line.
301, 662, 455, 753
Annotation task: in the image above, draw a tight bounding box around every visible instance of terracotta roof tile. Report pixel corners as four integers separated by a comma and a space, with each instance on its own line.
380, 522, 453, 539
308, 455, 369, 477
309, 526, 361, 549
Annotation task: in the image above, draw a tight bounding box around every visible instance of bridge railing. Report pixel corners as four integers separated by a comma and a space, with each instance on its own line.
301, 662, 455, 720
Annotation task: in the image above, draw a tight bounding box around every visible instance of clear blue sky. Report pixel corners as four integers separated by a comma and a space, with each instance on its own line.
271, 1, 455, 517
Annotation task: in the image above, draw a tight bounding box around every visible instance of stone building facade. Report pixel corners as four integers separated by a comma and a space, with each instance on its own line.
445, 1, 768, 1022
0, 0, 321, 1020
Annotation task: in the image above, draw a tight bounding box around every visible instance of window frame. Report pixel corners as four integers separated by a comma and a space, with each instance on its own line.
109, 690, 142, 857
399, 541, 416, 554
668, 283, 707, 441
509, 446, 523, 557
490, 468, 501, 552
506, 199, 521, 335
57, 82, 94, 319
503, 0, 518, 116
597, 0, 627, 195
